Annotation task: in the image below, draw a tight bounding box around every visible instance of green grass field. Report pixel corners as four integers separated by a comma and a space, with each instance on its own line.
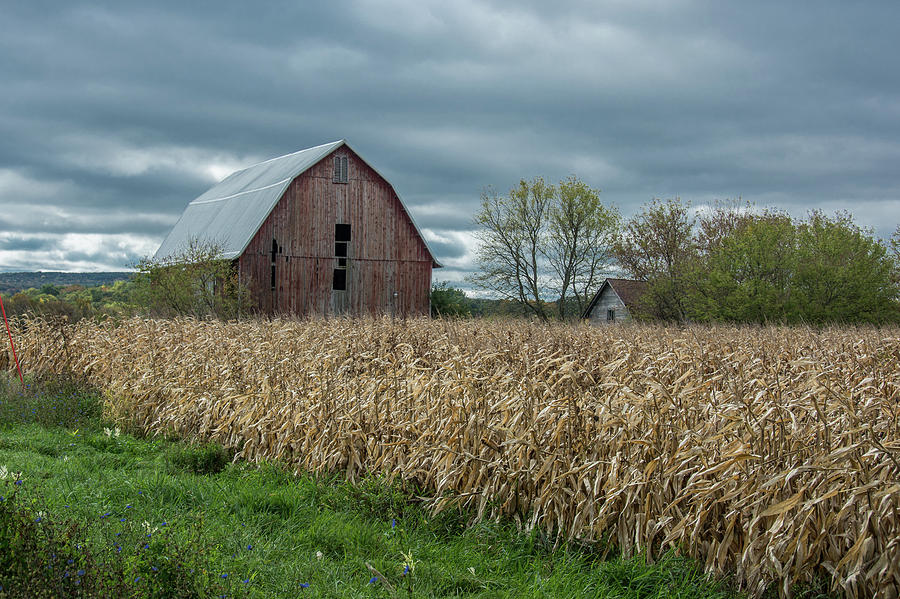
0, 378, 743, 598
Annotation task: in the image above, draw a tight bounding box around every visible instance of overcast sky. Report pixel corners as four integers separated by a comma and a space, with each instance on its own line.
1, 1, 899, 285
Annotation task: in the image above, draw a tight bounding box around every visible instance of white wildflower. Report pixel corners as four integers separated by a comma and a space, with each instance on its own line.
0, 466, 22, 481
401, 550, 418, 574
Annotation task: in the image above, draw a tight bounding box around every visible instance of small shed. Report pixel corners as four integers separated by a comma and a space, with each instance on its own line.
155, 140, 441, 317
582, 278, 648, 324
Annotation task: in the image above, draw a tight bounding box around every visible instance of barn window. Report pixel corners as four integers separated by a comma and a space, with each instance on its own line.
335, 224, 350, 258
333, 224, 350, 291
607, 309, 615, 321
332, 155, 348, 183
270, 239, 279, 291
332, 268, 346, 290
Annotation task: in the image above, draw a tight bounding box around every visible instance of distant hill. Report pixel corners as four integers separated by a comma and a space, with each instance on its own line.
0, 272, 132, 294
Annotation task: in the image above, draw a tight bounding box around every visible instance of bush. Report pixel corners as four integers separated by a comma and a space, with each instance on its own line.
131, 239, 251, 319
430, 283, 472, 317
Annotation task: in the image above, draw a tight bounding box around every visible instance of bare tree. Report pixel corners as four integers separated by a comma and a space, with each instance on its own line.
468, 179, 554, 319
696, 198, 755, 255
469, 176, 618, 320
546, 176, 619, 319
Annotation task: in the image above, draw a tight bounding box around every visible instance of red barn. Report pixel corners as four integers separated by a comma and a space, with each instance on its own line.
155, 140, 441, 316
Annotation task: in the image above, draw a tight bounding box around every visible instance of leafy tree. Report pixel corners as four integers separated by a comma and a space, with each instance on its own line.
131, 239, 250, 319
430, 283, 472, 317
689, 210, 798, 323
39, 283, 61, 297
613, 198, 697, 321
793, 211, 897, 323
891, 225, 900, 287
688, 210, 898, 324
469, 177, 617, 320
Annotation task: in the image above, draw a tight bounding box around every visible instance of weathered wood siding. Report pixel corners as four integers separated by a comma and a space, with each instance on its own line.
587, 286, 631, 325
237, 147, 433, 316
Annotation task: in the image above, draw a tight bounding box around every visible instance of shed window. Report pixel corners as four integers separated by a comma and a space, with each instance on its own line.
335, 242, 348, 257
332, 155, 348, 183
607, 309, 615, 322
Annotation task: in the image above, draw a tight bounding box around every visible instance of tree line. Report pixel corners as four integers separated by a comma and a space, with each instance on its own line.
465, 177, 900, 324
1, 241, 249, 321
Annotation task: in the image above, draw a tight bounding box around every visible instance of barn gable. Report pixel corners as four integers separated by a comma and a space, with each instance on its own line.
155, 140, 439, 267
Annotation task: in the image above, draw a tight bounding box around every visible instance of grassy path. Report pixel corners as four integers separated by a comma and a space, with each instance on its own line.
0, 379, 738, 598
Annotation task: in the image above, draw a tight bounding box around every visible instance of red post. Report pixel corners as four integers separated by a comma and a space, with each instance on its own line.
0, 294, 24, 390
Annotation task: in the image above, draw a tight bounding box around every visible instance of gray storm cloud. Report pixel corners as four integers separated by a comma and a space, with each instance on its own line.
1, 0, 898, 280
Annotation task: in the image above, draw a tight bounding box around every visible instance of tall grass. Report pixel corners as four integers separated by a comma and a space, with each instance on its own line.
12, 317, 900, 597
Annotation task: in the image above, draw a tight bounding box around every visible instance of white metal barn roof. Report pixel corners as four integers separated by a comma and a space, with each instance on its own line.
155, 140, 440, 266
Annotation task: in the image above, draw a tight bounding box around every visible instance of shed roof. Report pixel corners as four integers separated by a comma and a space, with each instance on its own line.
155, 140, 441, 267
581, 278, 649, 319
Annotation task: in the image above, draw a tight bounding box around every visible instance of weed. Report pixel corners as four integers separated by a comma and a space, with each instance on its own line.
0, 483, 236, 598
165, 443, 231, 476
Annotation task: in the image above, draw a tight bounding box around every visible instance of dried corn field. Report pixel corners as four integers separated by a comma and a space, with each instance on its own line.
11, 317, 900, 598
